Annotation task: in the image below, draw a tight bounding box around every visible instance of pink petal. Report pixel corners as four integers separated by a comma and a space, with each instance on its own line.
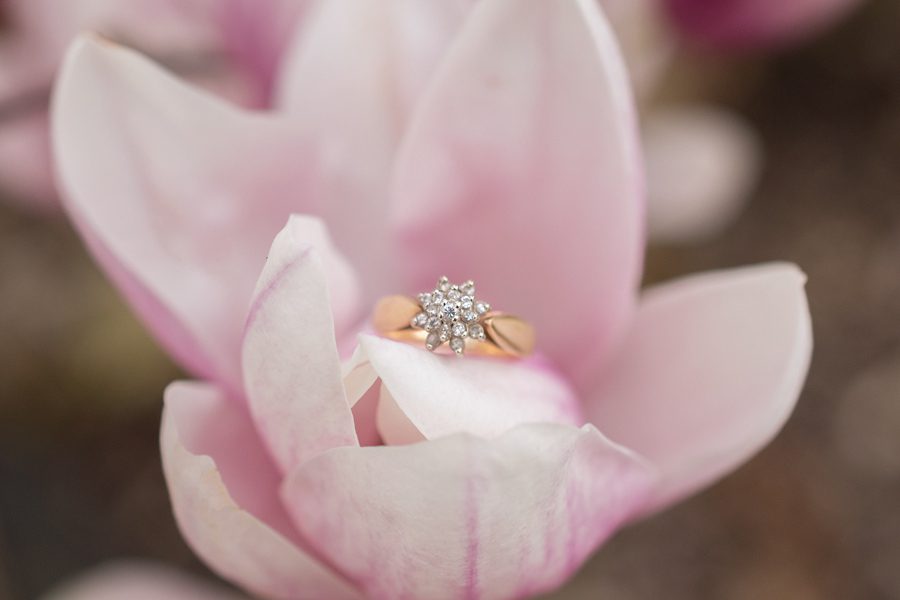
350, 335, 583, 445
52, 37, 317, 392
663, 0, 863, 50
43, 561, 244, 600
585, 263, 812, 513
351, 384, 383, 447
242, 217, 359, 473
161, 381, 361, 600
282, 424, 654, 599
644, 105, 762, 243
274, 0, 471, 300
389, 0, 645, 386
216, 0, 313, 104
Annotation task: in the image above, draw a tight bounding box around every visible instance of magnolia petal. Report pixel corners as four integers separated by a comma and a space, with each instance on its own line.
353, 334, 582, 444
389, 0, 644, 385
375, 384, 425, 446
282, 424, 654, 599
42, 561, 245, 600
352, 384, 383, 447
644, 106, 762, 243
586, 263, 812, 513
53, 37, 317, 391
663, 0, 863, 50
274, 0, 470, 299
161, 381, 361, 600
217, 0, 313, 104
242, 217, 359, 473
342, 343, 380, 408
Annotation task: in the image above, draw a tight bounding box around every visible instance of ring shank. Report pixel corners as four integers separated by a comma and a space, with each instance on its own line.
373, 295, 535, 358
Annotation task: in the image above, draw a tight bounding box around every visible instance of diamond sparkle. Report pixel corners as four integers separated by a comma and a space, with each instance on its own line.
410, 277, 491, 355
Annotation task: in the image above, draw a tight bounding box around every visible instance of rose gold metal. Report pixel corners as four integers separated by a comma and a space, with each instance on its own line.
372, 295, 535, 358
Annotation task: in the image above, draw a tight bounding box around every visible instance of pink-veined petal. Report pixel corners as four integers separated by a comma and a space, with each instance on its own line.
53, 36, 316, 392
42, 561, 245, 600
274, 0, 471, 300
161, 381, 361, 600
350, 334, 582, 445
586, 263, 812, 513
644, 105, 762, 243
389, 0, 645, 386
282, 423, 654, 599
242, 216, 359, 473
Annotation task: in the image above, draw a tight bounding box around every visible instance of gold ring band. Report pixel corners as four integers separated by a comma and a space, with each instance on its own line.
372, 277, 535, 358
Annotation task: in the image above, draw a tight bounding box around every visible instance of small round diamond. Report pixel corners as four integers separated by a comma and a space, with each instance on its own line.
468, 323, 485, 340
452, 322, 467, 337
431, 290, 444, 304
439, 324, 451, 342
417, 292, 432, 305
463, 310, 477, 322
442, 302, 458, 321
426, 316, 441, 331
426, 303, 440, 316
411, 312, 428, 328
460, 281, 475, 297
475, 302, 490, 315
447, 289, 461, 301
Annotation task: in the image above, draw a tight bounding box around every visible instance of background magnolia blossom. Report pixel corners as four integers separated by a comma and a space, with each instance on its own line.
0, 0, 308, 209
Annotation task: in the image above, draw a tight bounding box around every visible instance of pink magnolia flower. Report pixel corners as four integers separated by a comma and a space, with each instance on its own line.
0, 0, 308, 209
52, 0, 812, 598
662, 0, 865, 50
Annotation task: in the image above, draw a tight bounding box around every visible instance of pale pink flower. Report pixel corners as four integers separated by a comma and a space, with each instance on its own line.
662, 0, 865, 50
0, 0, 308, 209
52, 0, 812, 598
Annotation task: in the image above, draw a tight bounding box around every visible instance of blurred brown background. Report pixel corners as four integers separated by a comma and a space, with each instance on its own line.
1, 1, 898, 599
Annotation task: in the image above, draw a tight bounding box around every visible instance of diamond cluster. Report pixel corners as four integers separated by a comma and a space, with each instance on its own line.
409, 277, 491, 355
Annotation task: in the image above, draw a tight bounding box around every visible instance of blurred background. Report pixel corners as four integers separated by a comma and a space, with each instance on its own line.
0, 0, 898, 598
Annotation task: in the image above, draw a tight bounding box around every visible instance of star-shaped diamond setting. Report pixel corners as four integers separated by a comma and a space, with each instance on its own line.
409, 276, 491, 355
